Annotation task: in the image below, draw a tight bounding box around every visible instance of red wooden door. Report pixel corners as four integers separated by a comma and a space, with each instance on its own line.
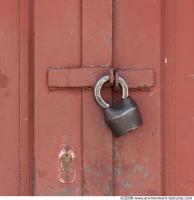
0, 0, 194, 196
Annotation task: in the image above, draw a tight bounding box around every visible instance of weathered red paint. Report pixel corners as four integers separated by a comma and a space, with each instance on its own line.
0, 0, 20, 195
163, 0, 194, 195
1, 0, 194, 196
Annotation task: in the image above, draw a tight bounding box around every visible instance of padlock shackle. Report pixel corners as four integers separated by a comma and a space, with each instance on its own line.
94, 75, 129, 109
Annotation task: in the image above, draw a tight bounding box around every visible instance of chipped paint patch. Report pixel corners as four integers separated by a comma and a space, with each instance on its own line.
121, 179, 133, 189
105, 180, 113, 195
130, 163, 150, 179
114, 145, 121, 161
144, 171, 150, 177
114, 163, 122, 176
58, 145, 76, 184
132, 164, 145, 174
83, 160, 113, 195
114, 142, 122, 176
85, 165, 100, 177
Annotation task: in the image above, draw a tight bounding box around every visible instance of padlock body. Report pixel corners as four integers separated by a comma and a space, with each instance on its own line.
104, 97, 142, 137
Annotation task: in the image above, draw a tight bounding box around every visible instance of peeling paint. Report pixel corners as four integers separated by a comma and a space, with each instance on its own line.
114, 144, 121, 161
121, 179, 133, 189
144, 172, 150, 177
114, 142, 123, 177
132, 164, 145, 174
114, 163, 122, 176
130, 163, 150, 179
85, 166, 99, 177
105, 181, 113, 195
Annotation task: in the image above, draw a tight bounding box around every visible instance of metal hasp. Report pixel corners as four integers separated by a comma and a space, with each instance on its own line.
94, 75, 143, 137
48, 67, 154, 89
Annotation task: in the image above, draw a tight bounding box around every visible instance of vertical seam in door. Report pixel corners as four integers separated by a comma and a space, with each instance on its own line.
161, 0, 165, 195
18, 0, 21, 195
81, 0, 84, 195
81, 0, 114, 195
111, 0, 115, 195
111, 0, 114, 66
174, 0, 177, 194
162, 0, 177, 194
29, 0, 35, 195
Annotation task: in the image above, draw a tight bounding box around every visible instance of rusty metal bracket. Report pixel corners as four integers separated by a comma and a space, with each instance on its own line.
48, 66, 155, 90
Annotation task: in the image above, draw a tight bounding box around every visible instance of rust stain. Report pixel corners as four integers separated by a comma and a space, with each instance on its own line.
0, 70, 10, 88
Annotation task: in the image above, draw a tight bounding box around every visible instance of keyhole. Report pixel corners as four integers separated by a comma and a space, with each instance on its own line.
62, 152, 73, 172
58, 146, 76, 184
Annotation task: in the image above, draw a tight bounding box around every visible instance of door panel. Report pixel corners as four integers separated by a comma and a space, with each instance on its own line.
34, 0, 82, 195
113, 0, 161, 195
163, 0, 194, 195
0, 0, 20, 195
82, 0, 113, 195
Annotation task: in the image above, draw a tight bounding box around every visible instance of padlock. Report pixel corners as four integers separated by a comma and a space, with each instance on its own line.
94, 75, 142, 137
